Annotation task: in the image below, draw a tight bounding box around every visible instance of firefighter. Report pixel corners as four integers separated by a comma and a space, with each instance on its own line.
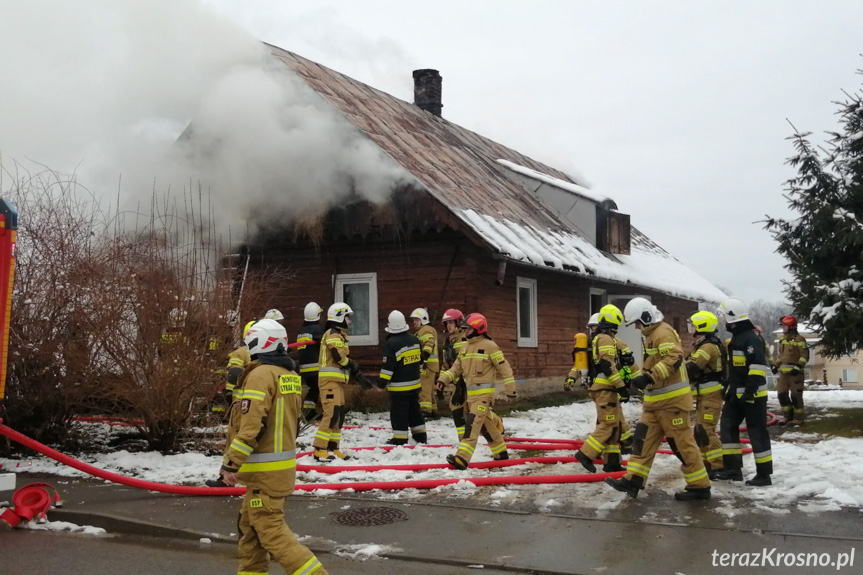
409, 308, 440, 419
219, 319, 327, 575
379, 310, 427, 445
312, 303, 373, 461
773, 315, 809, 426
264, 309, 285, 323
684, 311, 726, 479
714, 298, 773, 486
605, 297, 711, 500
296, 302, 324, 422
441, 308, 469, 440
436, 313, 516, 469
572, 305, 631, 473
565, 314, 599, 390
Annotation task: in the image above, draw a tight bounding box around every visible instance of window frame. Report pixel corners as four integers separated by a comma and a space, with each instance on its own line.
841, 368, 858, 383
334, 272, 378, 346
516, 276, 538, 348
589, 288, 607, 315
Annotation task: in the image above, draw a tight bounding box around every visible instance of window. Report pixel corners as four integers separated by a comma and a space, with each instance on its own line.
596, 210, 631, 254
517, 277, 537, 347
334, 273, 378, 346
841, 369, 858, 383
589, 288, 606, 315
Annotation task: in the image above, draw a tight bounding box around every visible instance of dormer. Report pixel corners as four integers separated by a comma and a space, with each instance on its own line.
496, 159, 631, 254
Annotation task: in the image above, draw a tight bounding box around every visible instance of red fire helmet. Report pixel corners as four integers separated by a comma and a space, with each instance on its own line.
465, 313, 488, 334
780, 315, 798, 329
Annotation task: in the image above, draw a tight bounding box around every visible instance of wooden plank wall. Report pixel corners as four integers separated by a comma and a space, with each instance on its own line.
251, 231, 703, 378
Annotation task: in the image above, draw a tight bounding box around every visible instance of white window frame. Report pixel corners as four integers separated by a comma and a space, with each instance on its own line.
589, 288, 607, 315
516, 277, 538, 348
841, 368, 858, 383
334, 272, 378, 346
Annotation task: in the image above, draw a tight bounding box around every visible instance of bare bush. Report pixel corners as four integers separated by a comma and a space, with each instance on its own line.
1, 161, 292, 452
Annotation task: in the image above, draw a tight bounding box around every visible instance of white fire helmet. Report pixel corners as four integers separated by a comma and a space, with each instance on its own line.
304, 302, 322, 322
410, 308, 430, 325
718, 298, 749, 324
327, 302, 353, 324
623, 297, 663, 327
587, 313, 600, 328
264, 309, 284, 322
244, 319, 288, 356
385, 310, 409, 334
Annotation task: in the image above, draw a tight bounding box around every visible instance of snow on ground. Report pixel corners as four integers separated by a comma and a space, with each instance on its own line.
19, 518, 107, 536
3, 389, 863, 519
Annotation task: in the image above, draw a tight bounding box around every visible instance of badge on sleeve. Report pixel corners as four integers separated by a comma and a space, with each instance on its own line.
241, 399, 250, 413
747, 346, 754, 354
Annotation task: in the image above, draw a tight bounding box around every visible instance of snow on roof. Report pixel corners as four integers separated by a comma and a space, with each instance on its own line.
269, 46, 725, 303
496, 159, 612, 205
458, 208, 727, 303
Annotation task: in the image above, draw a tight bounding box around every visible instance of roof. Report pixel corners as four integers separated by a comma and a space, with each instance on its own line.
268, 45, 726, 303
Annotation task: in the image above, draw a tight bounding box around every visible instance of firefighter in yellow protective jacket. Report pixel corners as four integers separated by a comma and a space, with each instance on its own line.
573, 305, 631, 473
774, 315, 809, 425
410, 308, 440, 418
606, 298, 711, 500
219, 319, 327, 575
684, 311, 726, 479
205, 320, 256, 488
436, 313, 516, 469
312, 303, 373, 462
441, 309, 468, 439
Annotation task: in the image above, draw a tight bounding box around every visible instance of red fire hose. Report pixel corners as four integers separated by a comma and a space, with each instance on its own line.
0, 424, 627, 495
0, 482, 62, 527
0, 420, 756, 497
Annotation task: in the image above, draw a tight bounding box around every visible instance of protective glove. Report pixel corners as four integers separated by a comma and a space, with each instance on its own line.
617, 386, 631, 403
740, 387, 756, 402
630, 372, 653, 391
564, 377, 577, 391
789, 366, 802, 376
356, 373, 375, 391
348, 360, 362, 379
771, 365, 779, 375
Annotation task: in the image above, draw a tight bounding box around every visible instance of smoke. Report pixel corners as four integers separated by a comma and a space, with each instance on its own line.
0, 0, 413, 239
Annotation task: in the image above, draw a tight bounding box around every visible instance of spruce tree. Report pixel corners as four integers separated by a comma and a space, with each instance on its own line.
765, 67, 863, 357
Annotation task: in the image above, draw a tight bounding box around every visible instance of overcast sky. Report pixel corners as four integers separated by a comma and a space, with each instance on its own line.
1, 2, 860, 305
202, 0, 863, 303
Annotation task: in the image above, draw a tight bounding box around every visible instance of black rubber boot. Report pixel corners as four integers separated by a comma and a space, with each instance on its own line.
674, 486, 711, 501
386, 438, 408, 446
713, 469, 743, 481
494, 451, 509, 461
412, 433, 428, 444
446, 454, 468, 470
205, 476, 227, 488
575, 450, 597, 473
605, 476, 640, 498
602, 463, 624, 473
745, 474, 772, 487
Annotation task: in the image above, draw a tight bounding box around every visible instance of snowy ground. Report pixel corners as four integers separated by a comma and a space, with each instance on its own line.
3, 390, 863, 520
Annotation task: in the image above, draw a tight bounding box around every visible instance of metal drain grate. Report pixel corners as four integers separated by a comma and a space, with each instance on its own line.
330, 506, 408, 527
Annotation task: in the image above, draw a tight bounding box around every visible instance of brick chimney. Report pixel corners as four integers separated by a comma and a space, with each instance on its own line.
413, 69, 442, 117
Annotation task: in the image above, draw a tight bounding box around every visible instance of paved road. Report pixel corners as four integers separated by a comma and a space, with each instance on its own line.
0, 530, 513, 575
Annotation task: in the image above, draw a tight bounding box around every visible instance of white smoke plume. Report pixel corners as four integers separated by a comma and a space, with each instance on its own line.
0, 1, 414, 239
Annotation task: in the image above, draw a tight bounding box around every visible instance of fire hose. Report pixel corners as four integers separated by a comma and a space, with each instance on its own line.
0, 424, 630, 497
0, 421, 757, 499
0, 482, 62, 527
